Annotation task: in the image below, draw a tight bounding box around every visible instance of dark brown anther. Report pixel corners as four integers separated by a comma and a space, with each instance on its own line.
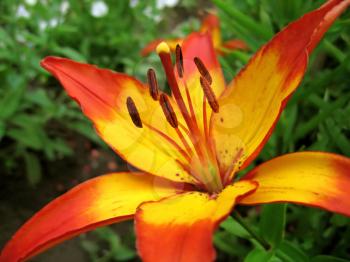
175, 44, 184, 78
194, 57, 212, 84
159, 93, 178, 128
126, 97, 143, 128
199, 77, 219, 113
147, 68, 159, 101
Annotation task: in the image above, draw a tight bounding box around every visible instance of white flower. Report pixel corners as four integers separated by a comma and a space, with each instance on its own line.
143, 6, 152, 18
39, 20, 48, 31
25, 0, 37, 6
49, 18, 59, 27
60, 1, 70, 15
16, 5, 30, 18
91, 1, 108, 18
156, 0, 179, 9
129, 0, 139, 8
15, 33, 26, 44
154, 14, 161, 22
143, 6, 161, 22
38, 18, 59, 31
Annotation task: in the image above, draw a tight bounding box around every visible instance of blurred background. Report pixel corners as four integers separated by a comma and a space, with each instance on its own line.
0, 0, 349, 261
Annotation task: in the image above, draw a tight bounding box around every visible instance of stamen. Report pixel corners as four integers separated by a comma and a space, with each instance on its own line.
159, 93, 178, 128
199, 76, 219, 113
178, 122, 190, 138
158, 93, 194, 158
144, 122, 191, 162
175, 128, 194, 161
184, 85, 198, 127
222, 148, 243, 185
175, 159, 203, 186
203, 96, 209, 142
202, 96, 221, 180
175, 44, 184, 78
157, 44, 200, 134
175, 46, 198, 132
126, 97, 142, 128
156, 41, 207, 165
147, 68, 159, 101
194, 57, 212, 84
156, 42, 189, 120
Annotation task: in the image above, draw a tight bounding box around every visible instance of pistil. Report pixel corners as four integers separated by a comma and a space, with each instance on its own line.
156, 42, 206, 162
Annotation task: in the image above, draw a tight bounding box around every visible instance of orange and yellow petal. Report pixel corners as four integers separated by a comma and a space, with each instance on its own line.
0, 172, 184, 262
219, 39, 248, 54
41, 57, 197, 184
239, 152, 350, 217
200, 14, 222, 49
199, 14, 248, 55
141, 38, 183, 57
211, 0, 350, 178
135, 180, 257, 262
177, 32, 226, 136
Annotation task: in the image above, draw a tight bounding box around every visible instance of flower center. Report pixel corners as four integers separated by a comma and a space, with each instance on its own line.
126, 42, 228, 193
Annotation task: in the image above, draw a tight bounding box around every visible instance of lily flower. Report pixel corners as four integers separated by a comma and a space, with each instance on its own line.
2, 1, 350, 261
140, 13, 248, 56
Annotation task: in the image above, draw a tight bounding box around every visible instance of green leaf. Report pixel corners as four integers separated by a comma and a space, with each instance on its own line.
330, 214, 350, 227
260, 204, 287, 248
220, 216, 251, 239
52, 45, 86, 62
93, 227, 136, 261
7, 126, 45, 150
311, 255, 349, 262
324, 119, 350, 156
212, 0, 272, 41
25, 89, 55, 109
322, 39, 346, 62
0, 28, 14, 46
226, 50, 251, 64
80, 240, 99, 260
9, 113, 43, 127
259, 4, 274, 35
0, 121, 5, 141
244, 248, 274, 262
44, 138, 73, 160
280, 105, 298, 153
276, 240, 309, 262
214, 232, 239, 256
295, 95, 348, 140
0, 84, 25, 120
24, 152, 42, 187
65, 121, 105, 146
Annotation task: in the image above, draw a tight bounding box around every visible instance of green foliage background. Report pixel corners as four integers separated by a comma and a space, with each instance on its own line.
0, 0, 349, 261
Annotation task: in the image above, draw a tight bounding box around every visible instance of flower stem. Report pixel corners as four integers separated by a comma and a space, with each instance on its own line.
231, 212, 270, 250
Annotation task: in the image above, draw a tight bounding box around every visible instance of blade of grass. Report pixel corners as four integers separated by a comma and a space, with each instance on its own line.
212, 0, 273, 40
323, 40, 346, 62
324, 119, 350, 156
295, 95, 349, 140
